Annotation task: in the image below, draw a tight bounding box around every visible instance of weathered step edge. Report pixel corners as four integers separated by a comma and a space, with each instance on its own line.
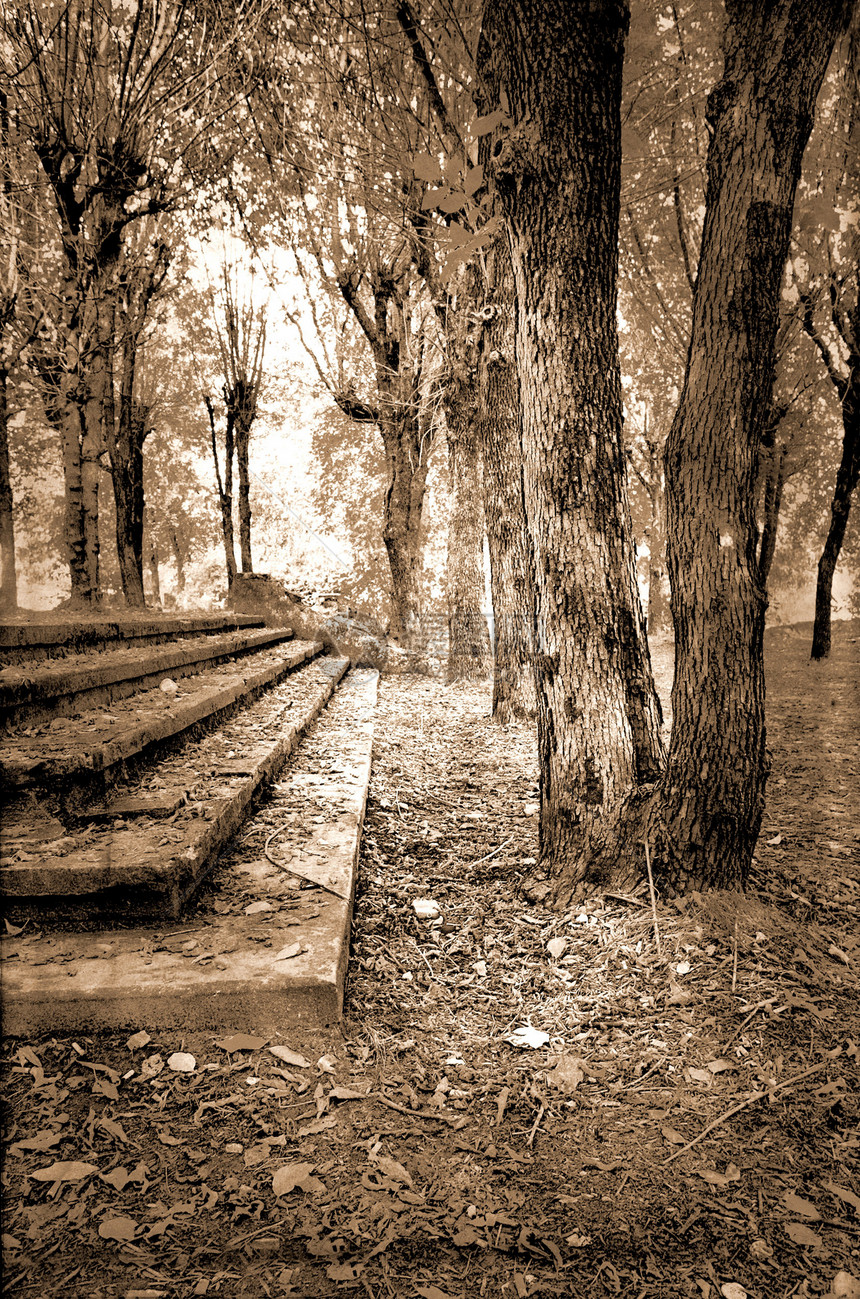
0, 625, 294, 717
0, 668, 379, 1034
1, 657, 350, 913
0, 640, 322, 788
0, 614, 264, 658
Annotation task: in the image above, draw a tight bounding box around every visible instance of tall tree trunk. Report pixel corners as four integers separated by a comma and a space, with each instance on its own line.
445, 395, 491, 680
0, 359, 17, 613
811, 386, 859, 657
648, 0, 848, 892
170, 527, 187, 593
235, 417, 253, 573
810, 319, 857, 659
206, 396, 238, 589
478, 232, 536, 720
143, 506, 161, 606
480, 0, 664, 898
112, 339, 147, 608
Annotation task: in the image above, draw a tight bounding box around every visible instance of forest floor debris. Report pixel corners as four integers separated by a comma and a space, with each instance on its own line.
1, 622, 858, 1298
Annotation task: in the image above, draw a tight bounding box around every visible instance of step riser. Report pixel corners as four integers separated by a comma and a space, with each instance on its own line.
0, 615, 265, 666
1, 660, 349, 918
0, 644, 321, 790
0, 627, 294, 728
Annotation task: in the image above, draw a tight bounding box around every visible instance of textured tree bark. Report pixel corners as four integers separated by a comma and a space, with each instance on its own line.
445, 397, 491, 681
481, 0, 664, 899
379, 410, 429, 646
112, 343, 147, 608
0, 357, 16, 613
757, 441, 786, 590
235, 416, 254, 574
649, 0, 848, 891
478, 233, 536, 720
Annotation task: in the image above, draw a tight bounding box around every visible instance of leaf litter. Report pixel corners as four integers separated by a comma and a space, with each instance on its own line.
1, 625, 858, 1296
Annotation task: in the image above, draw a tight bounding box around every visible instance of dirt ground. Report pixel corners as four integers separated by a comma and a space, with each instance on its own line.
2, 622, 859, 1299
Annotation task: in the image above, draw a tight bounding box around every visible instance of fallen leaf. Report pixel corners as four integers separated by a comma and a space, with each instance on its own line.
272, 942, 304, 961
272, 1162, 325, 1196
826, 1182, 860, 1214
329, 1085, 367, 1101
269, 1045, 312, 1068
317, 1055, 337, 1074
661, 1126, 688, 1145
413, 898, 440, 919
30, 1160, 99, 1182
214, 1034, 268, 1053
546, 937, 567, 960
328, 1264, 364, 1282
688, 1067, 712, 1083
784, 1191, 821, 1220
10, 1130, 64, 1155
706, 1058, 734, 1073
415, 1287, 455, 1299
98, 1215, 138, 1241
581, 1157, 625, 1172
125, 1030, 151, 1051
698, 1164, 741, 1187
372, 1155, 413, 1187
720, 1285, 748, 1299
785, 1222, 823, 1248
766, 833, 783, 846
244, 900, 273, 915
505, 1025, 549, 1050
167, 1052, 196, 1073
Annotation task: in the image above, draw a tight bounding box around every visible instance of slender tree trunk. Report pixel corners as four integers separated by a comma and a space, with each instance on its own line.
481, 0, 664, 901
811, 387, 859, 657
648, 0, 847, 892
170, 527, 187, 593
478, 232, 536, 720
58, 396, 92, 605
445, 396, 491, 680
144, 506, 161, 606
235, 417, 253, 573
205, 396, 238, 589
0, 360, 17, 613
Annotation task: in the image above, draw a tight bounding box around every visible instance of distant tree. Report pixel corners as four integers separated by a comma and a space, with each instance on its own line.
794, 22, 859, 657
202, 256, 268, 585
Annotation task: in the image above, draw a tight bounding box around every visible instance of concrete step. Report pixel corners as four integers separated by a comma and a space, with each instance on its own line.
0, 667, 378, 1034
0, 654, 347, 914
0, 612, 265, 666
0, 625, 295, 728
0, 638, 320, 790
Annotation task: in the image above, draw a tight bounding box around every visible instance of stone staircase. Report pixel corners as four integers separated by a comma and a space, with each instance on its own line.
0, 613, 378, 1034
